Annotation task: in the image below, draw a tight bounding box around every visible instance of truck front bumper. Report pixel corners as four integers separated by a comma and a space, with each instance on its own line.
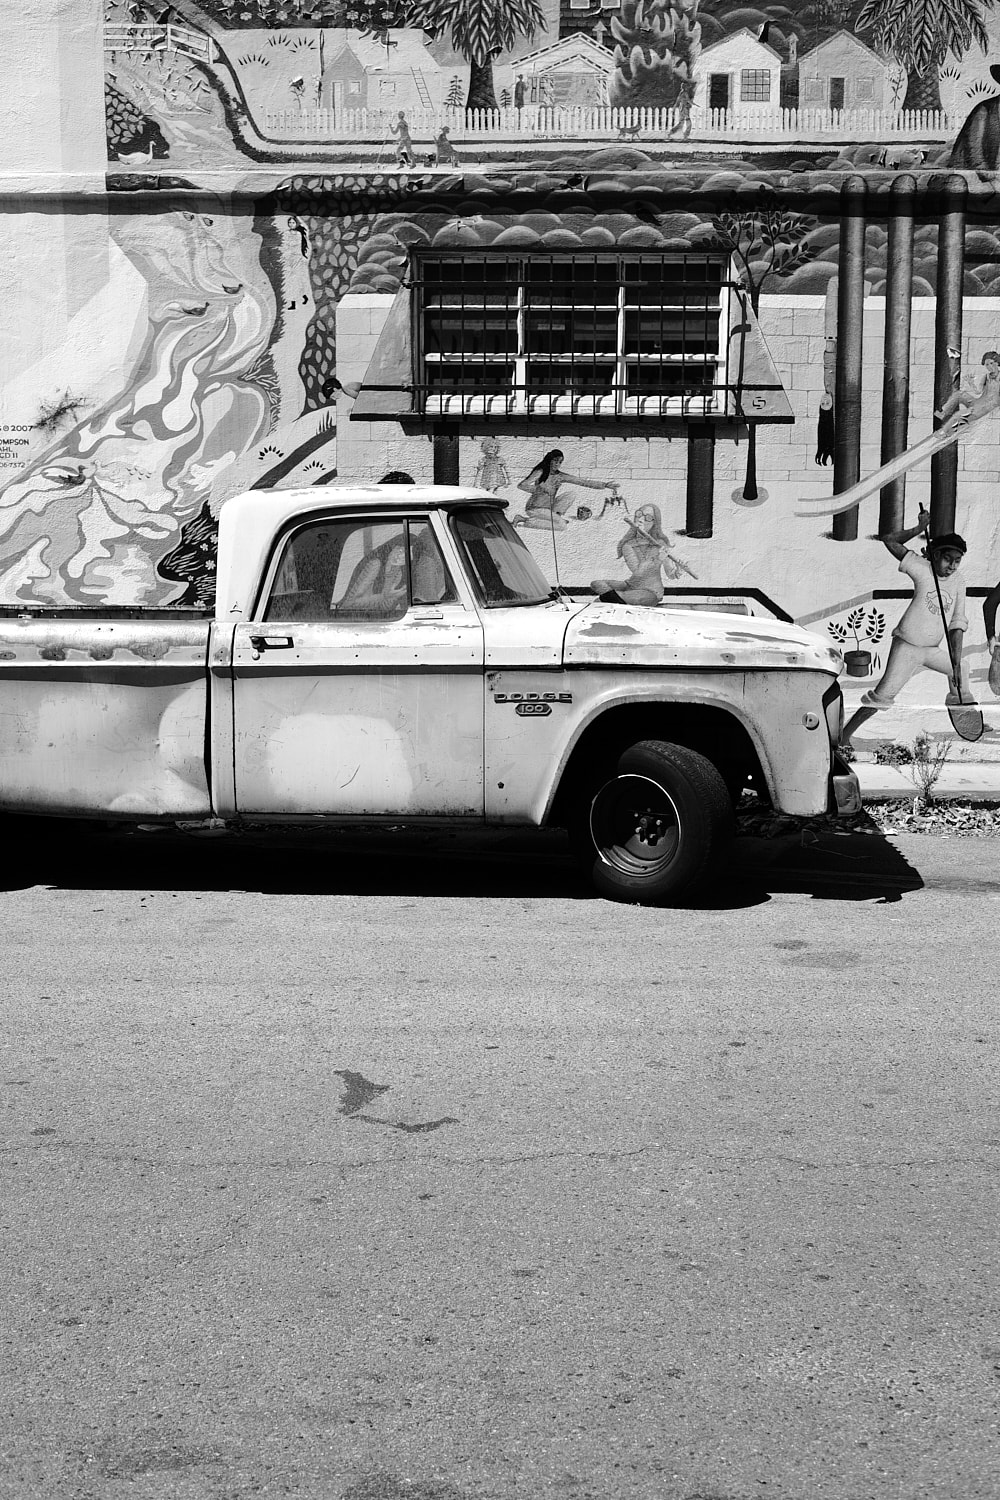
830, 752, 862, 818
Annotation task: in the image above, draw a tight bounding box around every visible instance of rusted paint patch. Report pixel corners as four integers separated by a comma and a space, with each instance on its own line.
720, 652, 737, 663
89, 646, 114, 661
724, 631, 800, 645
131, 639, 171, 661
581, 623, 640, 637
39, 646, 67, 661
0, 651, 14, 661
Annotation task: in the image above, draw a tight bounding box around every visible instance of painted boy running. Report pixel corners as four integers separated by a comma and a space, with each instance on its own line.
841, 508, 970, 745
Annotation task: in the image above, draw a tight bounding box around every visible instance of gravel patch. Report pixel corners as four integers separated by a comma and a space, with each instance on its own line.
736, 800, 1000, 840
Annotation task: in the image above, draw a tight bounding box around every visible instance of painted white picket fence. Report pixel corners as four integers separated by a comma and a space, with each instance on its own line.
262, 104, 956, 146
104, 24, 217, 63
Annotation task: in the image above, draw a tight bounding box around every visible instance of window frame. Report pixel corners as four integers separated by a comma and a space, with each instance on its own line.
256, 512, 458, 624
413, 250, 732, 420
739, 68, 771, 103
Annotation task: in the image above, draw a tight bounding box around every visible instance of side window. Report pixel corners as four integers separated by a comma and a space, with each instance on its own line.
409, 519, 457, 605
263, 517, 456, 622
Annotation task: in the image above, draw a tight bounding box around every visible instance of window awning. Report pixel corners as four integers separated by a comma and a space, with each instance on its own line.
350, 286, 793, 425
723, 288, 794, 423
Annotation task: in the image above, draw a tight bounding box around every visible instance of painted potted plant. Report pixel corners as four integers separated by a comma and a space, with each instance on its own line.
829, 607, 886, 677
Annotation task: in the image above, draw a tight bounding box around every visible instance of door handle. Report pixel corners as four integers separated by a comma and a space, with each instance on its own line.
411, 611, 444, 622
249, 634, 294, 656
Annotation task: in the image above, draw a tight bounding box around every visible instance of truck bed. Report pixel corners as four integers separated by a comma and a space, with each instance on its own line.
0, 616, 213, 818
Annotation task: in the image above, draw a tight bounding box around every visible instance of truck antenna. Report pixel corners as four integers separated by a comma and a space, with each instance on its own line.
548, 509, 570, 609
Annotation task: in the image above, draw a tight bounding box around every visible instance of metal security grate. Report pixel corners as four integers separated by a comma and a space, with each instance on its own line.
413, 250, 734, 420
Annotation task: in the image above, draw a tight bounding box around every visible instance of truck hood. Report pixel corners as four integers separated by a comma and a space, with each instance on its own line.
563, 601, 842, 675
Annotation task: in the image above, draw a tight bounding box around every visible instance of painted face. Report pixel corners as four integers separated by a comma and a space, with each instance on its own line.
985, 358, 1000, 379
635, 506, 655, 528
932, 548, 963, 577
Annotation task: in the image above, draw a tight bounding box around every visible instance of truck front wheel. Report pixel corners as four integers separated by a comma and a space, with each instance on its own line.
576, 740, 734, 905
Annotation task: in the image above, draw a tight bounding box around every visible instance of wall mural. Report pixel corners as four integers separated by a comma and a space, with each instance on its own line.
5, 0, 1000, 763
99, 0, 1000, 175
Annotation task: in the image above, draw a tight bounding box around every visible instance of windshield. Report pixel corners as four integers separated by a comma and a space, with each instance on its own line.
450, 507, 551, 607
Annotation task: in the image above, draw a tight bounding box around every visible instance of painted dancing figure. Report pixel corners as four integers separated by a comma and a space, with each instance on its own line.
983, 577, 1000, 696
841, 509, 970, 746
473, 437, 509, 493
514, 449, 618, 530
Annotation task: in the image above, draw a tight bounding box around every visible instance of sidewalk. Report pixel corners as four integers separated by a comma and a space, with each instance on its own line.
842, 673, 1000, 798
854, 757, 1000, 799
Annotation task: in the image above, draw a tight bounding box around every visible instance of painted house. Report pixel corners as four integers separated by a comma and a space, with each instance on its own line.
505, 32, 615, 108
320, 29, 443, 115
798, 31, 896, 114
319, 41, 368, 112
692, 29, 783, 115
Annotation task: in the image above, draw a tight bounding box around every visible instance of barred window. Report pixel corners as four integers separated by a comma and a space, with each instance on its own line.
414, 251, 730, 418
740, 69, 771, 102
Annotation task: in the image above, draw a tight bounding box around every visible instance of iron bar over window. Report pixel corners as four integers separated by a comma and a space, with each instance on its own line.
413, 251, 733, 420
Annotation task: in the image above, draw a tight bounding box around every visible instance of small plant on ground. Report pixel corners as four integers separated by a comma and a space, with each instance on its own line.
905, 731, 951, 808
872, 739, 913, 768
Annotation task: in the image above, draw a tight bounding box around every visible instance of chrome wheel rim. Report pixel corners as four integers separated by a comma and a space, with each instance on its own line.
589, 773, 682, 878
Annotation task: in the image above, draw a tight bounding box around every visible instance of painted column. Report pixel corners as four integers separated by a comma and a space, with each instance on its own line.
432, 427, 459, 485
931, 174, 967, 535
685, 425, 716, 539
832, 176, 866, 543
878, 175, 916, 536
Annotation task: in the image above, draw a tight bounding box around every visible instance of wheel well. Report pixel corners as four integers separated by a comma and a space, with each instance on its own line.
547, 703, 768, 826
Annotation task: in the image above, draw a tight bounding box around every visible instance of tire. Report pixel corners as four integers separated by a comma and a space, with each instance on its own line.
576, 740, 734, 905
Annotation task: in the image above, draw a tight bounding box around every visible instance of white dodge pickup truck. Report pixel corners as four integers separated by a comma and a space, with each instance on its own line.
0, 485, 859, 903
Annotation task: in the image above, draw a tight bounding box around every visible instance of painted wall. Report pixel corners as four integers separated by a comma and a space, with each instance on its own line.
335, 290, 1000, 623
8, 0, 1000, 761
92, 0, 1000, 167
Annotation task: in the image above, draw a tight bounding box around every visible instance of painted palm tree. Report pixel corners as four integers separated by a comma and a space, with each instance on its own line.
405, 0, 546, 111
856, 0, 992, 112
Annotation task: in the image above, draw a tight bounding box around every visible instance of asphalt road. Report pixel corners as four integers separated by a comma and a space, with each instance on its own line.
3, 821, 1000, 1500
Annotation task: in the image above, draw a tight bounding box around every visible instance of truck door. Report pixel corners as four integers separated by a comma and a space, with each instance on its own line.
230, 512, 485, 817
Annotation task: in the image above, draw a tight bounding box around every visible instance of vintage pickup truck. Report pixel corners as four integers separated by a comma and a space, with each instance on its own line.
0, 485, 859, 903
